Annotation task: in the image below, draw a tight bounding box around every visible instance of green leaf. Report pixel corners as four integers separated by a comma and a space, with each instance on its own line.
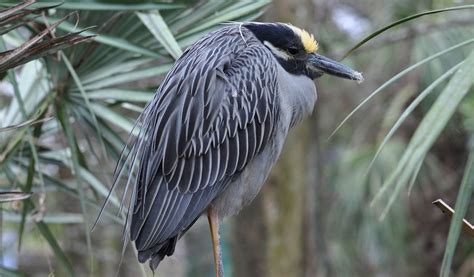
32, 2, 184, 11
86, 89, 154, 103
2, 39, 48, 250
35, 219, 75, 277
372, 49, 474, 218
36, 170, 124, 225
178, 1, 270, 38
440, 145, 474, 276
4, 212, 84, 224
367, 61, 463, 172
121, 103, 145, 113
81, 58, 153, 85
0, 91, 54, 165
90, 103, 137, 136
91, 34, 160, 58
77, 112, 126, 157
342, 4, 474, 59
56, 103, 94, 275
61, 52, 107, 159
168, 2, 227, 33
330, 38, 474, 139
79, 166, 120, 209
18, 156, 35, 249
42, 17, 160, 58
137, 11, 182, 60
83, 64, 172, 90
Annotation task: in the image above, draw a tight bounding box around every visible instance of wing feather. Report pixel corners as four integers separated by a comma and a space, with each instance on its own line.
124, 26, 280, 262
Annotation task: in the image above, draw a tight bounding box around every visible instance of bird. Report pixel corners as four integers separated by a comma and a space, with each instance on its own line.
108, 22, 363, 276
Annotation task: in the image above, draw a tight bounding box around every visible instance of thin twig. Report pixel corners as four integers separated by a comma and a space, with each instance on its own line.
433, 199, 474, 238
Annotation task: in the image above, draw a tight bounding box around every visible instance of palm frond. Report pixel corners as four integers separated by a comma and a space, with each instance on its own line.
0, 1, 270, 275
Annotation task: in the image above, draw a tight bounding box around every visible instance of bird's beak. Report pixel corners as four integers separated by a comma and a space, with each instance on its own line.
307, 53, 364, 82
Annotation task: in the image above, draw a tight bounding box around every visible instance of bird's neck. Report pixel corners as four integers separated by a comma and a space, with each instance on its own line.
276, 63, 317, 128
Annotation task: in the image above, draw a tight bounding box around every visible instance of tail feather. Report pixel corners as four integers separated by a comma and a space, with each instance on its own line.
137, 235, 179, 270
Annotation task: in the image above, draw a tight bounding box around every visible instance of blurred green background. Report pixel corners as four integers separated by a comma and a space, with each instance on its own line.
0, 0, 473, 276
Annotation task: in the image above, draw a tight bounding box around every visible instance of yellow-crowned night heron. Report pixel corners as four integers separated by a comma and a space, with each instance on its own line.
110, 22, 363, 275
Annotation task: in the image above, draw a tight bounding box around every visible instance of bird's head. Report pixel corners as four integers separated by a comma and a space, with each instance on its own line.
244, 22, 363, 82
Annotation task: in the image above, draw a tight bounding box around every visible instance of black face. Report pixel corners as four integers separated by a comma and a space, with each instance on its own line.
244, 23, 316, 78
244, 23, 364, 82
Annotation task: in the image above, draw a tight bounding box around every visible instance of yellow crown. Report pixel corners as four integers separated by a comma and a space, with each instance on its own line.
287, 24, 318, 53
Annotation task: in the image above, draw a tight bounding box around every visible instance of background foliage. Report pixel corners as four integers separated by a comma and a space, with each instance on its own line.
0, 0, 473, 276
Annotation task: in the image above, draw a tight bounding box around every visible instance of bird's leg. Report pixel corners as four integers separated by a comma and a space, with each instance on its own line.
207, 206, 224, 277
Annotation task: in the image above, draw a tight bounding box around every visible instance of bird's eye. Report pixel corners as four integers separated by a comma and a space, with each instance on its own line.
287, 47, 299, 55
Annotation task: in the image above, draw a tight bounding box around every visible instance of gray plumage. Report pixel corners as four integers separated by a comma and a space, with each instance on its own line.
212, 59, 317, 217
106, 22, 361, 271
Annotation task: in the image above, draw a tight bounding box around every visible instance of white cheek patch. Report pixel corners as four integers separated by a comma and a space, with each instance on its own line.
264, 41, 291, 60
